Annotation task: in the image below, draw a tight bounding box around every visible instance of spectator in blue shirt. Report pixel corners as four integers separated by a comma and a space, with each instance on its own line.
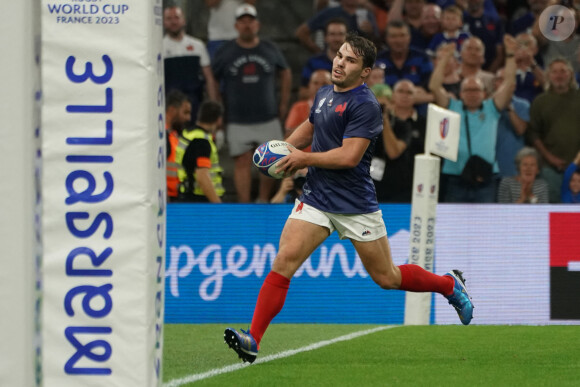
493, 67, 531, 178
428, 5, 471, 55
295, 0, 379, 53
376, 20, 434, 106
464, 0, 505, 72
299, 18, 347, 100
513, 32, 545, 104
561, 151, 580, 203
410, 3, 442, 51
429, 37, 518, 203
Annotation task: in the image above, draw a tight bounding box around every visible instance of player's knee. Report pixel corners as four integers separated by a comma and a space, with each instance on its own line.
374, 274, 398, 290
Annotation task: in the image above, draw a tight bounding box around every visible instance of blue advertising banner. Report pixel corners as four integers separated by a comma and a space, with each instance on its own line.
165, 204, 415, 324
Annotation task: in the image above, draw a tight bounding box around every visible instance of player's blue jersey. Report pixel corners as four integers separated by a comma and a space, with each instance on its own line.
300, 84, 383, 214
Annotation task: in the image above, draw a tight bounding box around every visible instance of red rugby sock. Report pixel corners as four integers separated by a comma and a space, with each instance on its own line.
398, 264, 454, 296
250, 271, 290, 346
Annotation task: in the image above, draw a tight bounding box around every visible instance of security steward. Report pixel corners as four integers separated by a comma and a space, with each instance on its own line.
175, 100, 225, 203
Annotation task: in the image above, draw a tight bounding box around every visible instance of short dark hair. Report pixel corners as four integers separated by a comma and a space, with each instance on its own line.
324, 18, 348, 35
386, 20, 410, 36
197, 100, 224, 123
345, 32, 376, 70
166, 89, 189, 110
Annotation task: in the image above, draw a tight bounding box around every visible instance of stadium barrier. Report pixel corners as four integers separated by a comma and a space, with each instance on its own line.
166, 204, 580, 325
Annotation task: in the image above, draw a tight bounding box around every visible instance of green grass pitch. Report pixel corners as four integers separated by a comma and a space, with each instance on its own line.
163, 324, 580, 387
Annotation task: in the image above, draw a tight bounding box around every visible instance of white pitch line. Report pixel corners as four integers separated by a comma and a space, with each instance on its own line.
163, 325, 399, 387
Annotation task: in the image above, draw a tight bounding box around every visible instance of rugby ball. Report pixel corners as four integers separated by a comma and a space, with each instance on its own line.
253, 140, 293, 179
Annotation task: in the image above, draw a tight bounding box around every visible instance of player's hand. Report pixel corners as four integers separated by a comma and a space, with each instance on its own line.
275, 146, 308, 176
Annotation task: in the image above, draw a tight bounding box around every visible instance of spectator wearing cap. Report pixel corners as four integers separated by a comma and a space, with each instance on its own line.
204, 0, 257, 59
212, 4, 292, 203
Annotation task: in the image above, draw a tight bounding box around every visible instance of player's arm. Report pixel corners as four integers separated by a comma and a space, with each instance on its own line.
428, 43, 453, 108
285, 119, 314, 150
276, 136, 370, 174
194, 168, 222, 203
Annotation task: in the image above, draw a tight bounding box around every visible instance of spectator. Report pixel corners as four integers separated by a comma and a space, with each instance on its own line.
458, 36, 494, 95
270, 168, 308, 204
431, 0, 499, 19
165, 90, 192, 202
368, 64, 393, 110
175, 101, 226, 203
410, 4, 442, 51
428, 5, 470, 55
494, 67, 530, 178
561, 151, 580, 203
513, 32, 544, 104
510, 0, 548, 35
163, 5, 219, 122
497, 147, 549, 203
388, 0, 426, 31
429, 37, 517, 203
205, 0, 257, 59
212, 4, 292, 203
372, 80, 426, 202
528, 58, 580, 203
376, 20, 434, 105
300, 18, 347, 99
295, 0, 379, 53
433, 43, 462, 98
285, 69, 332, 146
463, 0, 505, 72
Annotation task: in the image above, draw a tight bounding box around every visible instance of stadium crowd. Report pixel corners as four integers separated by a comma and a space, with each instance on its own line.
163, 0, 580, 204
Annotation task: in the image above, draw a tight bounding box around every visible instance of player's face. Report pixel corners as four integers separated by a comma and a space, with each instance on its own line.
331, 43, 370, 92
163, 7, 185, 37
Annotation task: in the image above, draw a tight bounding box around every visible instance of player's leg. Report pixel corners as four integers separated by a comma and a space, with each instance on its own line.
352, 236, 452, 294
225, 203, 332, 362
250, 217, 330, 342
352, 236, 473, 324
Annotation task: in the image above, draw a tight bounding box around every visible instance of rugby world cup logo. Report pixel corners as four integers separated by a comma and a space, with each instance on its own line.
440, 117, 449, 139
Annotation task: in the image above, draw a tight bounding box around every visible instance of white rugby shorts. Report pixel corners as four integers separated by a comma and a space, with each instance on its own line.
288, 200, 387, 242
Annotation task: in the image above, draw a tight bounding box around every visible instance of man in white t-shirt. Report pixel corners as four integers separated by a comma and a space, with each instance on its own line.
163, 5, 219, 122
205, 0, 257, 59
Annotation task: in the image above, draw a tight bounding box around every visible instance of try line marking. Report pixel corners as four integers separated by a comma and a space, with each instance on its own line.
163, 325, 399, 386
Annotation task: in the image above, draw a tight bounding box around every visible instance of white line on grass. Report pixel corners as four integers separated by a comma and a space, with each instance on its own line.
163, 325, 399, 387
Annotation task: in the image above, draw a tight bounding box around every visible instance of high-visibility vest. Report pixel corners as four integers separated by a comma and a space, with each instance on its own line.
175, 127, 224, 197
166, 130, 180, 198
